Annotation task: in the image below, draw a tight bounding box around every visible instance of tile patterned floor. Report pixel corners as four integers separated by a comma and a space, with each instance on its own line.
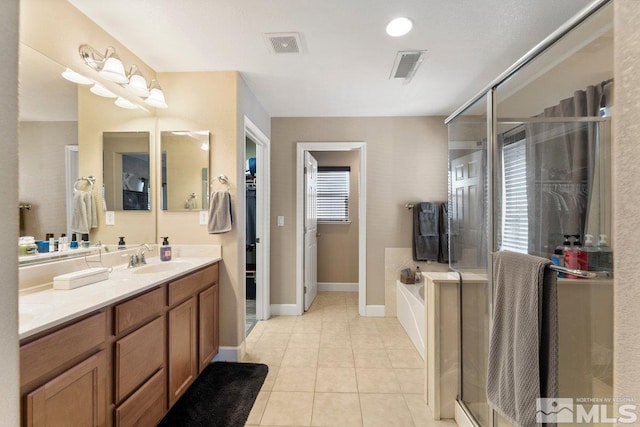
242, 291, 457, 427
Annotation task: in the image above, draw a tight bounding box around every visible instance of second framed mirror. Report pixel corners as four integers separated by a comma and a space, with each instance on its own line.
161, 130, 210, 211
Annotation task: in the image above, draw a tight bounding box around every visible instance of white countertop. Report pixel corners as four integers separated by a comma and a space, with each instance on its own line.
19, 255, 221, 340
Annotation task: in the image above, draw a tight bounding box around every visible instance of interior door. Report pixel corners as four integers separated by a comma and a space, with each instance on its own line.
304, 152, 318, 311
450, 150, 486, 268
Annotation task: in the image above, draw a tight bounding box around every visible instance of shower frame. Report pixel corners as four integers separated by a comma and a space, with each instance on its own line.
445, 0, 612, 426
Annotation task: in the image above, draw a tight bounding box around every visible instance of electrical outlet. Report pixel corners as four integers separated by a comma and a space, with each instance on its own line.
105, 211, 115, 225
199, 210, 208, 225
277, 216, 284, 227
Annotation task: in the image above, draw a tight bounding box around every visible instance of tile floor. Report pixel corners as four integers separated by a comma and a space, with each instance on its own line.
242, 291, 457, 427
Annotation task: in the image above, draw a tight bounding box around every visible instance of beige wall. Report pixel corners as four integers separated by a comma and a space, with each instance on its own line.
0, 0, 19, 423
270, 117, 449, 306
311, 150, 360, 283
614, 0, 640, 410
19, 121, 77, 238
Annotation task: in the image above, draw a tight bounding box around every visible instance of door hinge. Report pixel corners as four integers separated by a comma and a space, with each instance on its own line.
304, 166, 307, 174
304, 286, 307, 293
256, 237, 261, 243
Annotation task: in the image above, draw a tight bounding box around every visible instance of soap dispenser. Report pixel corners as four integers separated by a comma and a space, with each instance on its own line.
118, 236, 126, 250
160, 237, 172, 261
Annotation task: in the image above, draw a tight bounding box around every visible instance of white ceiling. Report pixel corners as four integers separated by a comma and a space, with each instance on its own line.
67, 0, 594, 117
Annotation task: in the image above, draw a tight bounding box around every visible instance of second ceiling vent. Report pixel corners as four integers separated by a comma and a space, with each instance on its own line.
389, 50, 427, 83
265, 32, 303, 54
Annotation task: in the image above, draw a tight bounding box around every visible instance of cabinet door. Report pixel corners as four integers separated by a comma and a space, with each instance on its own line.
25, 351, 106, 427
198, 284, 219, 372
168, 297, 197, 407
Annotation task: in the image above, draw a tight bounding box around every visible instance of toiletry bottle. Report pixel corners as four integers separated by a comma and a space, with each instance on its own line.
414, 265, 421, 283
118, 236, 126, 250
597, 234, 614, 275
48, 232, 55, 252
579, 234, 597, 271
564, 235, 579, 279
160, 237, 172, 261
550, 248, 565, 278
59, 233, 67, 252
70, 233, 78, 249
19, 236, 37, 256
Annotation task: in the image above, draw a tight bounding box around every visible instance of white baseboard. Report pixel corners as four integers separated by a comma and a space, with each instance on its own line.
365, 305, 385, 317
270, 304, 300, 316
318, 282, 359, 292
212, 346, 241, 362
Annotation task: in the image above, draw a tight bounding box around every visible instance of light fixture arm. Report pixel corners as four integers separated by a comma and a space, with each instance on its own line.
79, 44, 109, 70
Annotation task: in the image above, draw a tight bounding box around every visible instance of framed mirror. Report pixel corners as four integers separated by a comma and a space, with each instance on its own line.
103, 131, 151, 211
160, 131, 210, 211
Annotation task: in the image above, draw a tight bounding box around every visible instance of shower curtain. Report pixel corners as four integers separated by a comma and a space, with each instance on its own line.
525, 80, 613, 256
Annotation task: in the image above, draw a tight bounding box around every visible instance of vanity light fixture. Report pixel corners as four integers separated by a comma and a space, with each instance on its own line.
79, 45, 129, 84
61, 68, 94, 85
76, 43, 168, 109
145, 79, 168, 109
115, 96, 138, 109
89, 82, 117, 98
386, 17, 413, 37
200, 142, 209, 151
126, 65, 150, 97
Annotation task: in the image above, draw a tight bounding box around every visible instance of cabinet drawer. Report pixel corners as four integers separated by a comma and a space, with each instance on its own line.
168, 263, 219, 306
21, 312, 107, 388
114, 286, 165, 335
114, 316, 165, 403
115, 368, 166, 427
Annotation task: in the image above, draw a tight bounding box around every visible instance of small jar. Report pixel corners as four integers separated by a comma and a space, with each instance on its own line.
19, 236, 38, 256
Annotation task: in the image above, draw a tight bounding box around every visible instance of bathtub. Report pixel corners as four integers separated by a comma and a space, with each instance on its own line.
396, 281, 425, 360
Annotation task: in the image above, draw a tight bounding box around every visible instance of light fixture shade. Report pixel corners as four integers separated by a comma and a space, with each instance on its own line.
115, 96, 138, 109
386, 17, 413, 37
90, 83, 117, 98
127, 65, 149, 97
145, 80, 168, 109
61, 68, 94, 85
98, 47, 129, 84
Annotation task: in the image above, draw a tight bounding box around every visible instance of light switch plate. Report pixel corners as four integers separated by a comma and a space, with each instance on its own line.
277, 215, 284, 227
105, 211, 115, 225
199, 211, 208, 225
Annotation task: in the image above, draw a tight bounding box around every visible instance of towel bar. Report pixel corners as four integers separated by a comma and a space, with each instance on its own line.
548, 264, 611, 279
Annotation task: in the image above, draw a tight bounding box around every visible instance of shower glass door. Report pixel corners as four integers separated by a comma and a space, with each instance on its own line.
448, 93, 491, 426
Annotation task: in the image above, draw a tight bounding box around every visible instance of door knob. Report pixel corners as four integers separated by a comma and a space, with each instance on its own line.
316, 233, 321, 238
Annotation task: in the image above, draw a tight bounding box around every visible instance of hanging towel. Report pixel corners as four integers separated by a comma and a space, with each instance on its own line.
412, 202, 439, 261
487, 251, 558, 427
437, 202, 449, 263
71, 190, 98, 234
208, 190, 233, 234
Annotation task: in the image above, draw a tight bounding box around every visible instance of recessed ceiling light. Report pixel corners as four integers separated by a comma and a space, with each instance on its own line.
386, 17, 413, 37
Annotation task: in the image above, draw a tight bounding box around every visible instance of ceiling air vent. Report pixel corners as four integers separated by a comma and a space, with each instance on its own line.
389, 50, 427, 83
265, 32, 302, 54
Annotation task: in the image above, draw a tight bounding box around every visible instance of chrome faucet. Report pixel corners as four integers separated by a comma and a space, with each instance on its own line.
124, 243, 152, 268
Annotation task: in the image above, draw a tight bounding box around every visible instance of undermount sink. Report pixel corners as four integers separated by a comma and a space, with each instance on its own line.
132, 261, 192, 275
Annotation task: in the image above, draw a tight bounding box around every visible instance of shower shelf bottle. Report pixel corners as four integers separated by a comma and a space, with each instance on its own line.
160, 236, 172, 262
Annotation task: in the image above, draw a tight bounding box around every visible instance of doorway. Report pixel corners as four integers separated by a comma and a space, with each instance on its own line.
296, 142, 367, 316
244, 117, 271, 338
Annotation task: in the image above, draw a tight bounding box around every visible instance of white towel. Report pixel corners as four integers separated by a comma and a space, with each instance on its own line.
71, 191, 98, 234
208, 191, 233, 234
487, 251, 558, 427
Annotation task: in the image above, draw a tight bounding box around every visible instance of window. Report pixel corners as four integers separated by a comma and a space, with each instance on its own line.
500, 132, 528, 253
317, 166, 350, 223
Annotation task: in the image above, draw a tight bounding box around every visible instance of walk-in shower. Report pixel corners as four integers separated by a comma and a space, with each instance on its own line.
446, 1, 613, 425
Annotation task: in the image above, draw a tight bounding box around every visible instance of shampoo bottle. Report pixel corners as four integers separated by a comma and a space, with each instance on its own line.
597, 234, 614, 274
579, 234, 597, 271
160, 237, 172, 261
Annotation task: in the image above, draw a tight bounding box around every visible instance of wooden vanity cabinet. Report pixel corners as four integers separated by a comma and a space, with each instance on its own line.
20, 312, 109, 427
167, 263, 219, 407
112, 286, 166, 427
20, 261, 220, 427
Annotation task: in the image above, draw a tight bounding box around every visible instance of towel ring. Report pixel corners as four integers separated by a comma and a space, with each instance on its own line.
74, 176, 96, 192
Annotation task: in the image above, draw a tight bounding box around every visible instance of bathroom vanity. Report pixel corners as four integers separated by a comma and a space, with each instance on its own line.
19, 256, 220, 426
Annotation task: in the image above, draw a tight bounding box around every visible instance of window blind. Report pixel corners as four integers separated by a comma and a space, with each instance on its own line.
501, 137, 528, 253
317, 166, 350, 223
